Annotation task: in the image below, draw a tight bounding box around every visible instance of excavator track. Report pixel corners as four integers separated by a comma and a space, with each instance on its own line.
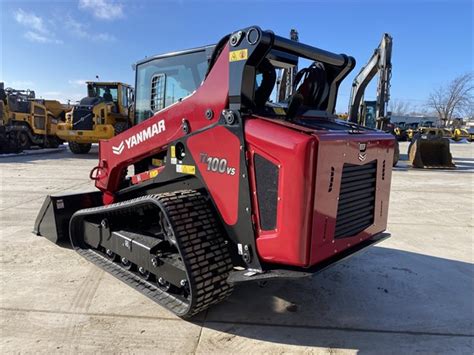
69, 190, 234, 318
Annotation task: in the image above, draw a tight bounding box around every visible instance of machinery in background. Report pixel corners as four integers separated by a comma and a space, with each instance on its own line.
452, 128, 470, 141
405, 122, 420, 141
466, 127, 474, 142
348, 33, 400, 166
56, 82, 134, 154
35, 27, 394, 318
450, 118, 470, 141
0, 82, 24, 153
275, 29, 299, 102
393, 121, 408, 141
408, 126, 455, 168
2, 84, 67, 150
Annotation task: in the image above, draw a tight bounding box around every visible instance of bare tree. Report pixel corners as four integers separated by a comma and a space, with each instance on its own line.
427, 73, 474, 126
389, 99, 411, 116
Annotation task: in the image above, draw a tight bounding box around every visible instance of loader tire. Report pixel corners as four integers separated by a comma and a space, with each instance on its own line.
69, 142, 92, 154
42, 136, 61, 149
18, 131, 31, 150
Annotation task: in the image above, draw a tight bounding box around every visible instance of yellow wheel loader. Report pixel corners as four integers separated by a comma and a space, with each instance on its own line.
405, 122, 419, 141
56, 82, 133, 154
393, 121, 408, 141
3, 84, 67, 150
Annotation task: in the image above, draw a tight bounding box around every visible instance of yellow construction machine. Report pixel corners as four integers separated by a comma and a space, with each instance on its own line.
405, 122, 419, 141
452, 128, 470, 141
2, 84, 68, 150
56, 81, 133, 154
450, 119, 470, 141
393, 121, 408, 141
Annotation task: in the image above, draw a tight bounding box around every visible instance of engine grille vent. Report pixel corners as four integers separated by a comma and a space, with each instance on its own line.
73, 108, 93, 130
334, 160, 377, 239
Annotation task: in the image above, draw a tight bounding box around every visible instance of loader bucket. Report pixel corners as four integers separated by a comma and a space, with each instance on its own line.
408, 137, 455, 169
33, 191, 102, 245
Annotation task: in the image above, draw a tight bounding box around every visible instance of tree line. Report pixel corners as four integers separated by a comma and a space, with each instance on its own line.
390, 73, 473, 126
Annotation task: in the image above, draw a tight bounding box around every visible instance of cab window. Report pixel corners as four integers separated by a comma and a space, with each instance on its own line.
134, 50, 208, 123
88, 84, 118, 102
121, 86, 128, 107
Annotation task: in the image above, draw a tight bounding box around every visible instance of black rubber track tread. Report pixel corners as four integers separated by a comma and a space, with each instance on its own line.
70, 190, 234, 318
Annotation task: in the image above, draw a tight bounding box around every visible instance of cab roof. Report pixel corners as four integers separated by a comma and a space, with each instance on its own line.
132, 45, 215, 69
86, 81, 132, 87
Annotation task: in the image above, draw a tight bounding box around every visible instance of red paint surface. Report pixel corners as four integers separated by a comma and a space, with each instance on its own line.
93, 45, 230, 201
187, 126, 241, 225
246, 118, 316, 266
246, 117, 394, 267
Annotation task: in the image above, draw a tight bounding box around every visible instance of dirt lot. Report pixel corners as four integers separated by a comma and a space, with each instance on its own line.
0, 142, 472, 354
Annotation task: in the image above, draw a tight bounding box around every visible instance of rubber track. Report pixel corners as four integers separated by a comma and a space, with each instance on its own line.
70, 190, 234, 318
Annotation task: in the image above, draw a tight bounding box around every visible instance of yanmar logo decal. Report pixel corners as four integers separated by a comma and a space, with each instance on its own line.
112, 141, 125, 155
112, 120, 166, 155
358, 142, 367, 161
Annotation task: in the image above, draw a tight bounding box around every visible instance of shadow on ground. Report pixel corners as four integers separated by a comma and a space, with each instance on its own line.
197, 247, 473, 353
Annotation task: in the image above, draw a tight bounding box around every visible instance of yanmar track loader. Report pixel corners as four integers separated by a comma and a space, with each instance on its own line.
34, 27, 394, 318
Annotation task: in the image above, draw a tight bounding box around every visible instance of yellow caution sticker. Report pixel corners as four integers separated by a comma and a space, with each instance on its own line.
170, 145, 176, 158
176, 164, 196, 175
273, 107, 286, 115
149, 169, 160, 178
229, 49, 248, 62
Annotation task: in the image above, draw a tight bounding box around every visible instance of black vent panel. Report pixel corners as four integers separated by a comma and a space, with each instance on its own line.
73, 108, 93, 130
334, 160, 377, 239
254, 154, 279, 231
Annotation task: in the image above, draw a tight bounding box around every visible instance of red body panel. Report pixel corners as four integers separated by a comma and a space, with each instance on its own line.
187, 126, 241, 226
246, 118, 394, 267
308, 132, 393, 266
245, 119, 316, 266
94, 45, 230, 199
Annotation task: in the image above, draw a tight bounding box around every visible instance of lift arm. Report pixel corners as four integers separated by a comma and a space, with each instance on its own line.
348, 33, 392, 124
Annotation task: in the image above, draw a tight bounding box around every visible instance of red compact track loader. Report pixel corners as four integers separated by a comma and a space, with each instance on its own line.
34, 27, 394, 318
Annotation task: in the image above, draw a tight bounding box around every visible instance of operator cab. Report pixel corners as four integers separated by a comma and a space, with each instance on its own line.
84, 82, 133, 116
5, 89, 35, 114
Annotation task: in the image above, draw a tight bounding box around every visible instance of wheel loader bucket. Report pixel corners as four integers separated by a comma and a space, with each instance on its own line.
408, 137, 455, 169
33, 191, 102, 245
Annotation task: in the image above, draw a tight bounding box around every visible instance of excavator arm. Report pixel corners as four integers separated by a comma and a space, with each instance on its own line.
348, 33, 392, 126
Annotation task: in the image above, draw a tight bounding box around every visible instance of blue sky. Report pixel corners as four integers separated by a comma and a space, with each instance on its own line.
1, 0, 472, 113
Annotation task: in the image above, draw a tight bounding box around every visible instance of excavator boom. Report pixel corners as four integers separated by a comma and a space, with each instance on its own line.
348, 33, 392, 125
